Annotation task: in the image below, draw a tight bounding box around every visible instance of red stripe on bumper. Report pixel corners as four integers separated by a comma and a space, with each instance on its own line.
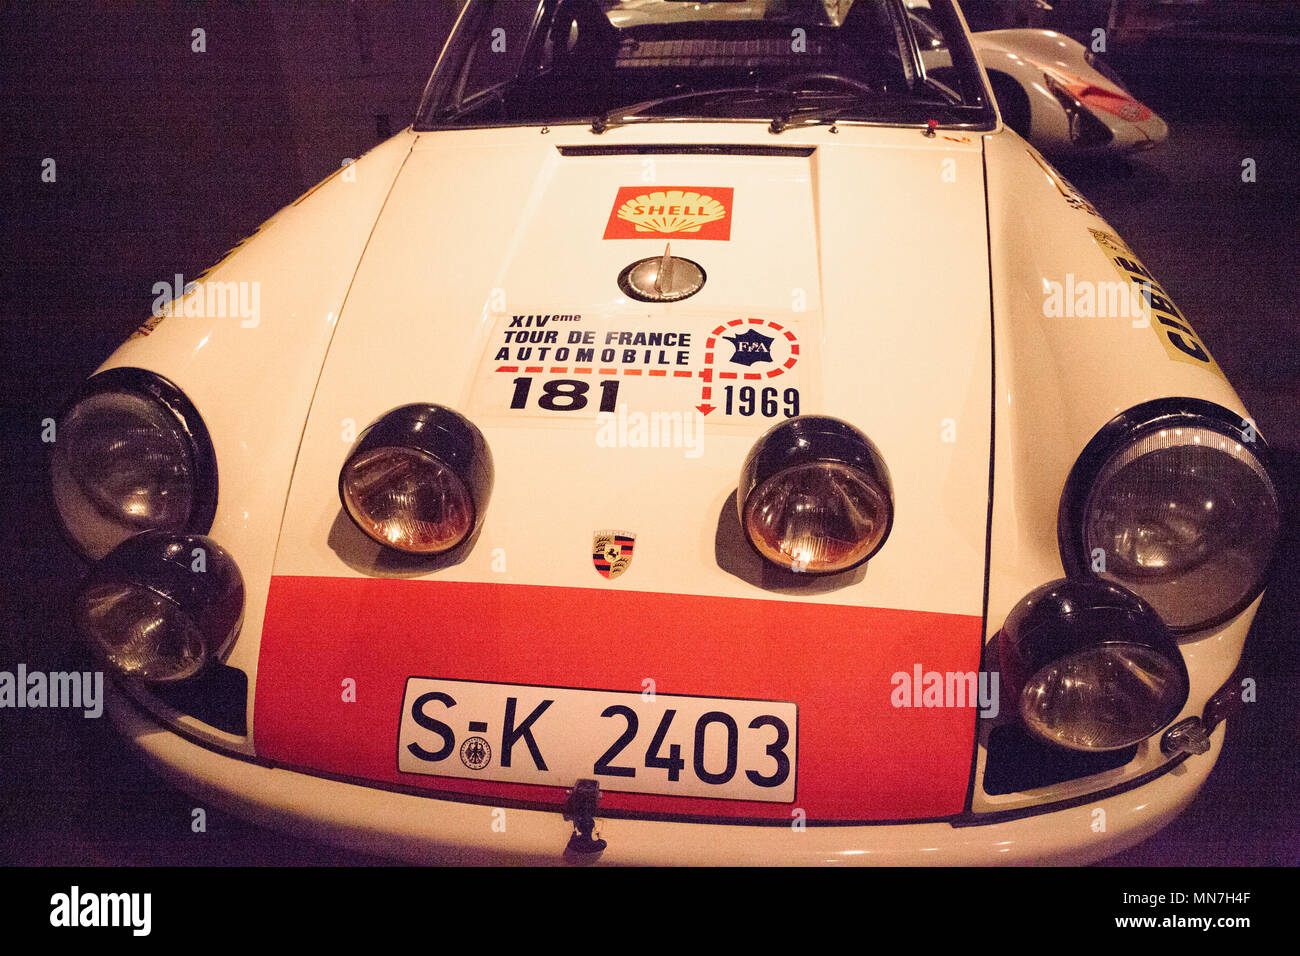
255, 577, 982, 821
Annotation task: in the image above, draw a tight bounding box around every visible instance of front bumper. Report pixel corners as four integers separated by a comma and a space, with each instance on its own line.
108, 680, 1224, 865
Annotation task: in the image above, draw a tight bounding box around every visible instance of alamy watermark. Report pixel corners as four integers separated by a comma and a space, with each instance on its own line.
1043, 273, 1153, 326
50, 886, 151, 936
151, 272, 261, 327
0, 665, 102, 718
891, 664, 999, 718
595, 403, 704, 459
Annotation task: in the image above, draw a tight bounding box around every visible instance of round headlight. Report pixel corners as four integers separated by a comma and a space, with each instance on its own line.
75, 532, 244, 684
999, 578, 1189, 752
738, 416, 893, 574
49, 369, 217, 561
339, 404, 493, 555
1059, 399, 1282, 632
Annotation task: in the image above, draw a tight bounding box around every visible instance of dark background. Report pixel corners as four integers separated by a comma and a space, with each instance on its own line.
0, 0, 1296, 865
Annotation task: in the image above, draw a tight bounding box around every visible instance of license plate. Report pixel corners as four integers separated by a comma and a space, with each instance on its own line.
397, 678, 798, 803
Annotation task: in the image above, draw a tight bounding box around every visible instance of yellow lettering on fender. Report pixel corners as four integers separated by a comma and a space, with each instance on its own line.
1088, 229, 1222, 375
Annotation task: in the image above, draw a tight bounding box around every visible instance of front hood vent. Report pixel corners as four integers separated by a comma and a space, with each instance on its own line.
558, 144, 816, 157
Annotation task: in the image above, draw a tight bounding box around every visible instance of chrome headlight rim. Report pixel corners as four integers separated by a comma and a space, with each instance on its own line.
738, 414, 895, 576
338, 403, 494, 555
49, 367, 218, 562
1058, 397, 1281, 634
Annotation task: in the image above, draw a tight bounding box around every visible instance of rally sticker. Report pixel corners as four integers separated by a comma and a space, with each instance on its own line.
1026, 147, 1100, 218
1090, 229, 1220, 372
467, 311, 811, 427
603, 186, 734, 240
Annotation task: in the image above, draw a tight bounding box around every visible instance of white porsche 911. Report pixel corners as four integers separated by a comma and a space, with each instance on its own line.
905, 2, 1170, 155
51, 0, 1279, 865
968, 27, 1169, 155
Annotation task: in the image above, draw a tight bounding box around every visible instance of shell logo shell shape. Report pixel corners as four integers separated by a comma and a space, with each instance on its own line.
603, 185, 734, 240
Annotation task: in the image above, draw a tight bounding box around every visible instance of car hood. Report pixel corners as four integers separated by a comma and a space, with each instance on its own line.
254, 123, 994, 823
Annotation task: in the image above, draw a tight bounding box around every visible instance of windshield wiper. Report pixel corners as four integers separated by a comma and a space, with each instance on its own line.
768, 93, 963, 134
592, 86, 786, 134
591, 84, 964, 135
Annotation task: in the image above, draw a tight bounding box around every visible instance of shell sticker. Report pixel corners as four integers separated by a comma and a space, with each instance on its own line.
603, 186, 733, 240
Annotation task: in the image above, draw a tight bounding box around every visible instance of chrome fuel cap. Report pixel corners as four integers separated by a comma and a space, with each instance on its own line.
618, 244, 705, 303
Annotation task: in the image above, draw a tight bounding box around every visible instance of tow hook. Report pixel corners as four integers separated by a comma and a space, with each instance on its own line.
1161, 718, 1211, 757
1161, 671, 1247, 758
563, 779, 607, 857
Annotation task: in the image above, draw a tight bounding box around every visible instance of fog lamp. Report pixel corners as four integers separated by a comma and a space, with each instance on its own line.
75, 532, 244, 684
339, 404, 493, 554
738, 416, 893, 574
998, 578, 1188, 752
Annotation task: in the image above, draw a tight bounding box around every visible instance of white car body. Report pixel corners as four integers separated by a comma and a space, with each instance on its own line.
905, 0, 1168, 154
971, 28, 1170, 154
66, 1, 1263, 865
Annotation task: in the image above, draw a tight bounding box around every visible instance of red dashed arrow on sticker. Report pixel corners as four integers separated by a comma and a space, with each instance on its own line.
699, 318, 799, 414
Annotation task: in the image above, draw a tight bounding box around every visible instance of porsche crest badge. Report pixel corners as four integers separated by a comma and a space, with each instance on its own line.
592, 531, 635, 580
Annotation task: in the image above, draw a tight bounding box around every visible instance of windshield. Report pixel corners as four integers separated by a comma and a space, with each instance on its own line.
415, 0, 994, 131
